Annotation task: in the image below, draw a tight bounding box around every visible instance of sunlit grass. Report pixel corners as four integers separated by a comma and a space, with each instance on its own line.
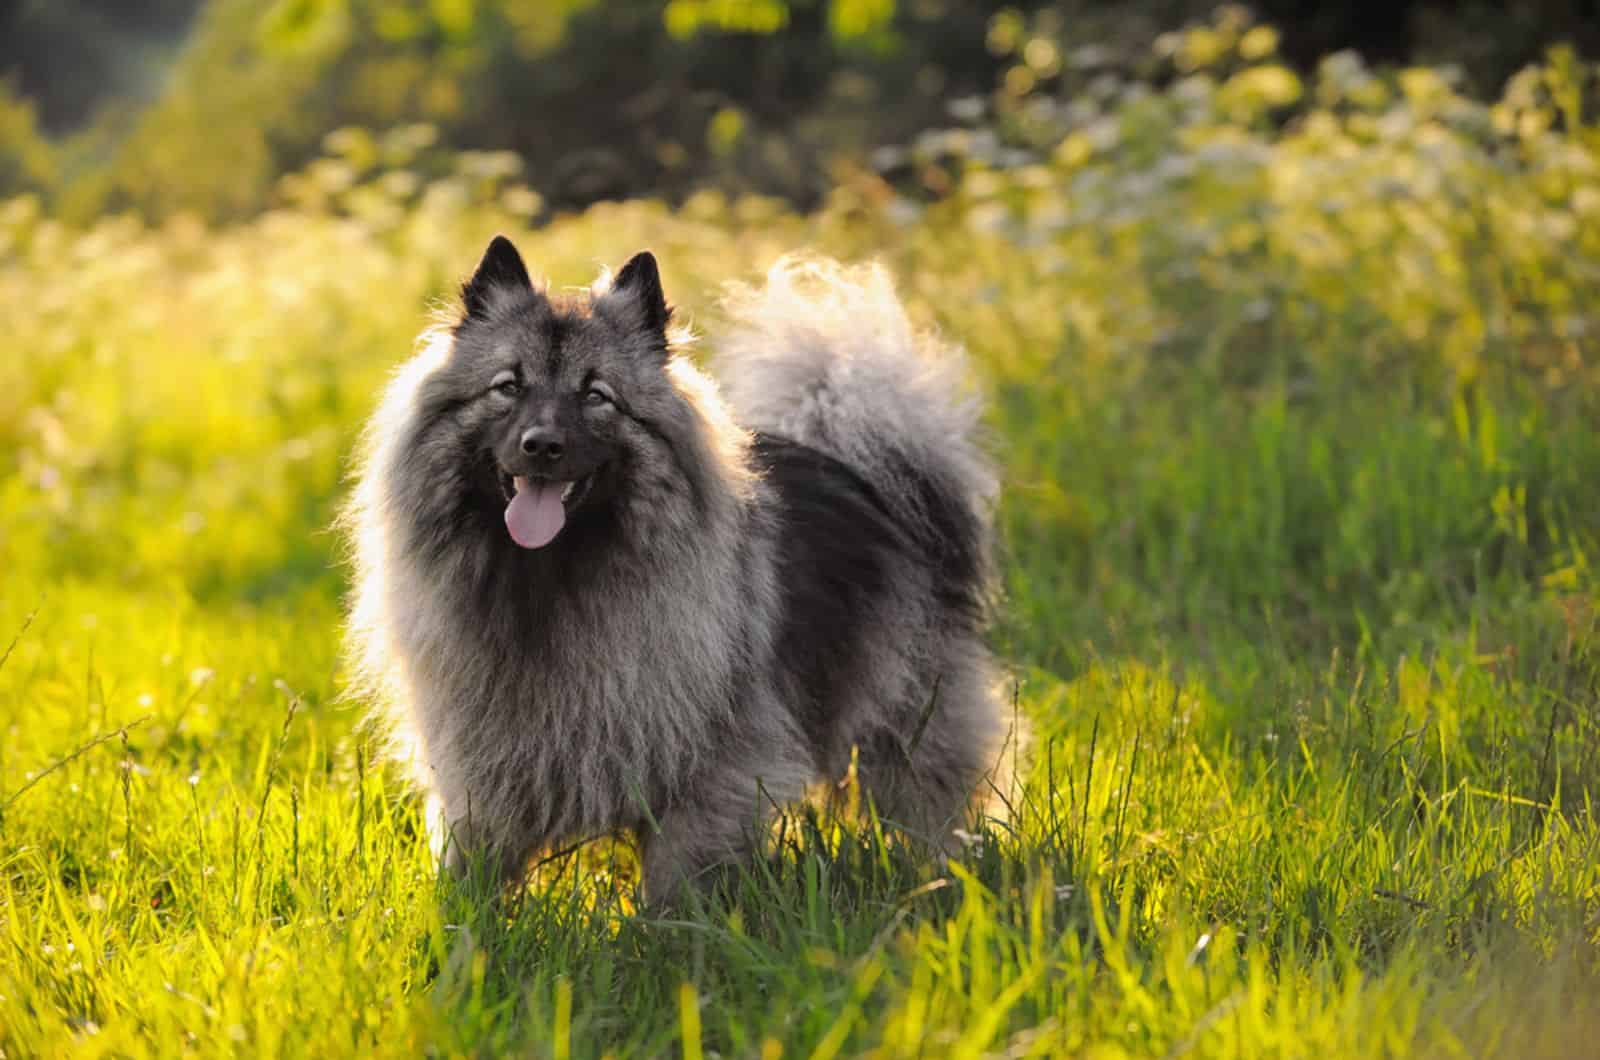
2, 40, 1598, 1057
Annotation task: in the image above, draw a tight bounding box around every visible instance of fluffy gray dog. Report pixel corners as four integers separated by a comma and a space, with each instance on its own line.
343, 236, 1006, 903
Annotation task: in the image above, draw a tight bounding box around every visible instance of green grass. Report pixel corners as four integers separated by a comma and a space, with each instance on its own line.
3, 44, 1600, 1057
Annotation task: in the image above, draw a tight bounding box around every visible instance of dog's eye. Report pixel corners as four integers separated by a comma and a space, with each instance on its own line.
490, 371, 521, 397
583, 384, 613, 407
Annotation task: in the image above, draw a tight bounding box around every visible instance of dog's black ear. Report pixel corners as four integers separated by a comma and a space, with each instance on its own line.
608, 250, 671, 338
461, 235, 533, 319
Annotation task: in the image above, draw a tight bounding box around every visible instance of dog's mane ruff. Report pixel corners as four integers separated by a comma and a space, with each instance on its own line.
664, 352, 757, 508
336, 325, 455, 774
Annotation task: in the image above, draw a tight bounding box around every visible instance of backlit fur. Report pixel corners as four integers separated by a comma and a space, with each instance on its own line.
342, 246, 1008, 903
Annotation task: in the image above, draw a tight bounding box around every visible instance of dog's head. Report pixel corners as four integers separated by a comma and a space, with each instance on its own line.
421, 235, 685, 550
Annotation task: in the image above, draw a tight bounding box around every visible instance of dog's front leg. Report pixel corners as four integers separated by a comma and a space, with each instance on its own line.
428, 792, 525, 886
637, 745, 810, 908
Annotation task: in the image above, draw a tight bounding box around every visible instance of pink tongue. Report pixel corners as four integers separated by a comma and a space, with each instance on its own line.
504, 476, 566, 549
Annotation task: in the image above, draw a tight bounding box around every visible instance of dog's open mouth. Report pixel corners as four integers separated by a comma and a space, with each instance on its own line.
499, 471, 594, 549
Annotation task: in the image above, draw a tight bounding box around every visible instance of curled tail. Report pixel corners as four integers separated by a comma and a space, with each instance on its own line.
716, 257, 997, 591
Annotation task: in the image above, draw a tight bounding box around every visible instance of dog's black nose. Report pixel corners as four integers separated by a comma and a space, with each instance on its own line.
520, 427, 564, 462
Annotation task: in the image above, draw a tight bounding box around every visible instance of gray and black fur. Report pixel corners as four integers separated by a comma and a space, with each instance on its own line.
343, 239, 1007, 903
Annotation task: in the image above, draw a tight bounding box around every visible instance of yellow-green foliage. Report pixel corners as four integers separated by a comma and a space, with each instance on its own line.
2, 33, 1598, 1058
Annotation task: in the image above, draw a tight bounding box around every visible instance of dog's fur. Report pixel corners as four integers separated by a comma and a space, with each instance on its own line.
342, 238, 1005, 902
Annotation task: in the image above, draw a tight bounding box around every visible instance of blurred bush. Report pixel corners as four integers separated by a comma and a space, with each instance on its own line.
4, 1, 1600, 222
3, 0, 997, 220
0, 86, 57, 198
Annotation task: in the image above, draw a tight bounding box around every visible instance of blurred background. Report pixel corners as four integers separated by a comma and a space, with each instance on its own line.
3, 0, 1599, 664
3, 1, 1600, 220
1, 0, 1596, 797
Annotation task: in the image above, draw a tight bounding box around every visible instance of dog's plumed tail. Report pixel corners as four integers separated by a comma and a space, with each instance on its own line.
716, 257, 997, 565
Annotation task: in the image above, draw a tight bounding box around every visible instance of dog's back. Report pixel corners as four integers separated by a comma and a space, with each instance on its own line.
715, 258, 1008, 849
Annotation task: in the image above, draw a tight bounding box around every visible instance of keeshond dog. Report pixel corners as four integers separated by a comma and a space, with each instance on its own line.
343, 235, 1007, 903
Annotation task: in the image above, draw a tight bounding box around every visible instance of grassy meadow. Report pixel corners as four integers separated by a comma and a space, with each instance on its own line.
3, 29, 1600, 1058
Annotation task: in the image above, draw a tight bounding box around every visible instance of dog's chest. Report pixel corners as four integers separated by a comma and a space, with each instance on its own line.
399, 555, 750, 827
